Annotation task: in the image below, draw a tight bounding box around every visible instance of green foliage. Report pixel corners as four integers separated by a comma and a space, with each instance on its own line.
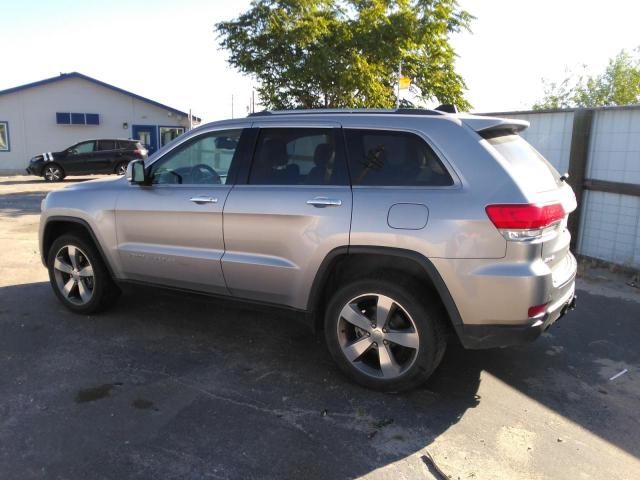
534, 49, 640, 110
216, 0, 472, 110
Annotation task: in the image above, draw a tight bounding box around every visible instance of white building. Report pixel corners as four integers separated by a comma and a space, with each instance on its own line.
0, 72, 200, 174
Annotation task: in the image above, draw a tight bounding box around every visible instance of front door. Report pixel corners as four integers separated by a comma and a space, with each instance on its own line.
132, 125, 158, 155
115, 128, 246, 294
63, 140, 96, 174
221, 125, 352, 309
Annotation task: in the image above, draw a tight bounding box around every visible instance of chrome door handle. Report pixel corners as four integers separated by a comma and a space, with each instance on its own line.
307, 197, 342, 207
190, 196, 218, 204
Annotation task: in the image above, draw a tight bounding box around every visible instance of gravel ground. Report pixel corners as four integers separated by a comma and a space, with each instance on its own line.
1, 175, 639, 479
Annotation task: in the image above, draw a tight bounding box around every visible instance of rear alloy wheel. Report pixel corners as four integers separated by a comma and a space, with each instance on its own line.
47, 234, 120, 314
43, 164, 65, 182
325, 279, 446, 391
115, 161, 128, 176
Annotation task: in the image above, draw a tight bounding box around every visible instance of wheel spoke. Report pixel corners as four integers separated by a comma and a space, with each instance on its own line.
78, 265, 94, 277
343, 336, 373, 362
384, 330, 419, 349
77, 280, 91, 303
340, 304, 373, 332
378, 343, 401, 378
63, 278, 76, 298
375, 295, 394, 329
54, 258, 73, 274
67, 246, 79, 269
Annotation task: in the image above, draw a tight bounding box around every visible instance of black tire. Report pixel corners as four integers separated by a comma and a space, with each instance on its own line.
47, 233, 120, 314
324, 278, 446, 392
43, 163, 66, 182
115, 161, 129, 176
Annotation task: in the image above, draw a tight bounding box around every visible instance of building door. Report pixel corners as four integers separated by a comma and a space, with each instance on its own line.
132, 125, 158, 155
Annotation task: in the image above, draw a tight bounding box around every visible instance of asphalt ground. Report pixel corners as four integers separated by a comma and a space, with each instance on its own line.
1, 175, 639, 479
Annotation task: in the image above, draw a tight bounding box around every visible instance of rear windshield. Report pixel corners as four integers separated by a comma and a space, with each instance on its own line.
487, 135, 561, 192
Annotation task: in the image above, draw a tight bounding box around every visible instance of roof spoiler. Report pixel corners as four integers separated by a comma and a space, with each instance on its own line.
461, 116, 530, 138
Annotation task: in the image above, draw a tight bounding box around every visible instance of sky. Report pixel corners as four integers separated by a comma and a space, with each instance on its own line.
1, 0, 639, 122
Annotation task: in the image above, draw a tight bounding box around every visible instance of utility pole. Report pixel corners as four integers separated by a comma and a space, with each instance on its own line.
396, 59, 402, 110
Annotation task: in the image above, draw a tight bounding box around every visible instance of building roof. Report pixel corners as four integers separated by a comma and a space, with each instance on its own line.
0, 72, 201, 123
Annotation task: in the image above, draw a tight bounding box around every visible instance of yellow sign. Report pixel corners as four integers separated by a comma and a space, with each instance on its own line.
399, 76, 411, 89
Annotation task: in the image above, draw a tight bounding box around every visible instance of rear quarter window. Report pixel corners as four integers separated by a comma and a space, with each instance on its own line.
344, 129, 453, 187
487, 135, 561, 192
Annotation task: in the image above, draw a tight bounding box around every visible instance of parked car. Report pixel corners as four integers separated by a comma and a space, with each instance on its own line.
26, 139, 147, 181
38, 108, 578, 391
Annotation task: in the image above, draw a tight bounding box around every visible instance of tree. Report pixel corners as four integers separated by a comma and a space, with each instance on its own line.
533, 49, 640, 110
216, 0, 473, 110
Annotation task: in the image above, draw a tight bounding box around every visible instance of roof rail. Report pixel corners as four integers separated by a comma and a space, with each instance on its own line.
247, 108, 445, 117
247, 105, 458, 117
247, 108, 447, 117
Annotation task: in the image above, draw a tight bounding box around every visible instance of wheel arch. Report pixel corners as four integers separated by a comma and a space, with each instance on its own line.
41, 216, 116, 279
306, 246, 464, 340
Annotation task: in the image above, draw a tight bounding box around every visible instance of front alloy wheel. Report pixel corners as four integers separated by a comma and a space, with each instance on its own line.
52, 245, 95, 305
47, 234, 120, 314
44, 165, 63, 182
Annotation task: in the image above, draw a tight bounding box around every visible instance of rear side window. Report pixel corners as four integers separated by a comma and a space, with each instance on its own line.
97, 140, 116, 151
344, 129, 453, 186
487, 135, 561, 192
249, 128, 348, 185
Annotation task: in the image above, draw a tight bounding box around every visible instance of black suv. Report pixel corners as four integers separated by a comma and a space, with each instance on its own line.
26, 139, 148, 182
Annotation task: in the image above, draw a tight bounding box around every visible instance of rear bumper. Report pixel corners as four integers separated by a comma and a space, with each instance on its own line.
458, 286, 577, 349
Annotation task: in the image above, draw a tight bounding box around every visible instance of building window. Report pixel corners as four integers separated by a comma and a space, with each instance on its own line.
0, 122, 9, 151
85, 113, 100, 125
159, 127, 185, 147
56, 112, 100, 125
56, 112, 71, 124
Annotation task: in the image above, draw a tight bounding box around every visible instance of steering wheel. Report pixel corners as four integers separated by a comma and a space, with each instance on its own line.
191, 164, 221, 184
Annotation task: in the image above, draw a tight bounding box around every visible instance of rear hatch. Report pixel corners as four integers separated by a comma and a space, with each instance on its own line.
469, 117, 577, 286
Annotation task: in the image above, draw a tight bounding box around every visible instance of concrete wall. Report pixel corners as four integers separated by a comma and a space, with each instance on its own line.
488, 106, 640, 269
0, 77, 190, 173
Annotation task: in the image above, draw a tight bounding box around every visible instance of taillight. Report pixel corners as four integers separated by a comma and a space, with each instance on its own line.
527, 303, 548, 318
486, 203, 564, 241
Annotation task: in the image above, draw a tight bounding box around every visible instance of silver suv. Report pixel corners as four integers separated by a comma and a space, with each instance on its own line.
39, 108, 578, 391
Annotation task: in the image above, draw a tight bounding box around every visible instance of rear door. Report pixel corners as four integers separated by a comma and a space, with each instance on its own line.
115, 128, 249, 294
221, 123, 352, 309
94, 140, 118, 172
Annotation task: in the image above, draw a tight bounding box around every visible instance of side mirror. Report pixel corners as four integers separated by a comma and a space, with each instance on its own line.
126, 159, 147, 184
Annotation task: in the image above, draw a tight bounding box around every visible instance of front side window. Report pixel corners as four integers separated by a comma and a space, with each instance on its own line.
150, 130, 241, 185
0, 122, 8, 151
72, 141, 95, 154
160, 127, 185, 147
344, 129, 453, 186
249, 128, 347, 185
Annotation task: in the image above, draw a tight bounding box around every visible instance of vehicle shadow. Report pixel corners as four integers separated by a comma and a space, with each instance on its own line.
0, 177, 96, 186
0, 281, 638, 479
0, 191, 47, 216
